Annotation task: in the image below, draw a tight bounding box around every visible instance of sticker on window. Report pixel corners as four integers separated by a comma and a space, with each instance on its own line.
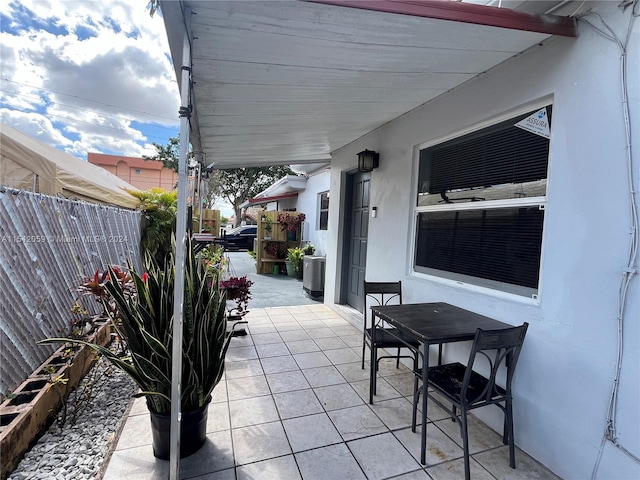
515, 108, 550, 139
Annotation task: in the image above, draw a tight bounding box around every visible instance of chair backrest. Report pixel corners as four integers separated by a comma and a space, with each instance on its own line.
462, 323, 529, 405
363, 281, 402, 326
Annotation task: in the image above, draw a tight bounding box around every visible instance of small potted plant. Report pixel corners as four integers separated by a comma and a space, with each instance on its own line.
286, 247, 305, 279
264, 241, 287, 259
277, 212, 306, 241
261, 214, 273, 240
220, 275, 253, 318
302, 242, 316, 256
199, 246, 227, 279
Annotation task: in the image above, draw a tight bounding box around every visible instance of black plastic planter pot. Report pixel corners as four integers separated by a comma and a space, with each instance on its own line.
149, 403, 209, 460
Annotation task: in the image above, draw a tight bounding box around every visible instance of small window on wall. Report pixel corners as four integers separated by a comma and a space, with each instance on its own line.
134, 169, 141, 175
318, 191, 329, 230
413, 105, 552, 298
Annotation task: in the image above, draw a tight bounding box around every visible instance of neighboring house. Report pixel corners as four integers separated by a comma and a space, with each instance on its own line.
243, 167, 331, 255
88, 152, 178, 191
161, 2, 638, 479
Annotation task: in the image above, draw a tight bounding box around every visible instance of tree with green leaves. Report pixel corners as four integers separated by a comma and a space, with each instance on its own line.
208, 166, 295, 226
144, 136, 180, 172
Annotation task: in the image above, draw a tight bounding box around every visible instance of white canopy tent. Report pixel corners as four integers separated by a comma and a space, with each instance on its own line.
0, 123, 139, 209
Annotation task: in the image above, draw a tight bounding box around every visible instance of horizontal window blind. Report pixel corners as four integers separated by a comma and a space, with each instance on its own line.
415, 207, 544, 290
414, 105, 551, 296
426, 129, 549, 193
418, 106, 551, 200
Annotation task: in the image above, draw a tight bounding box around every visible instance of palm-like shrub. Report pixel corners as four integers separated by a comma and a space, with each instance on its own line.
128, 188, 178, 264
41, 242, 235, 414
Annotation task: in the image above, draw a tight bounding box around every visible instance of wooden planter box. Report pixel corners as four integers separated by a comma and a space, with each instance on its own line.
0, 321, 112, 480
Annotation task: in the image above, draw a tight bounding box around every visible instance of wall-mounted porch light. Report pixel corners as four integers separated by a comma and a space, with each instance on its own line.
357, 149, 379, 172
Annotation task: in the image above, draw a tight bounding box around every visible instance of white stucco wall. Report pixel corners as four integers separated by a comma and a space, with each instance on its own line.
294, 169, 330, 255
324, 4, 639, 479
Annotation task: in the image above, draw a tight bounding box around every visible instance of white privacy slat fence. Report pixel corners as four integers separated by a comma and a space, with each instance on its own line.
0, 188, 142, 395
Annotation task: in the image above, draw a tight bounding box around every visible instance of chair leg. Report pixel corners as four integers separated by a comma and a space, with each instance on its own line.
396, 347, 401, 368
369, 344, 376, 404
502, 407, 508, 445
506, 399, 516, 469
374, 354, 382, 395
361, 332, 366, 369
372, 346, 378, 397
460, 409, 471, 480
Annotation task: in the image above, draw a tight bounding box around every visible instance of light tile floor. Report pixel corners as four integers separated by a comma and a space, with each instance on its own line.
102, 305, 561, 480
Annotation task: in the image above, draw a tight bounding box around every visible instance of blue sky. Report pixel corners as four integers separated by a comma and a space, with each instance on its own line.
0, 0, 180, 160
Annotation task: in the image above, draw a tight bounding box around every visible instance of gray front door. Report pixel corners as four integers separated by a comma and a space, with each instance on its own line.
344, 171, 370, 312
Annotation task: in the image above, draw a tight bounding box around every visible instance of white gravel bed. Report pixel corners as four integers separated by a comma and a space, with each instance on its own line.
7, 353, 137, 480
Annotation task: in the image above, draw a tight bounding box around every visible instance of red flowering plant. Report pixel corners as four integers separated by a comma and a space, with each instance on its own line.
264, 241, 288, 259
70, 266, 136, 337
277, 212, 306, 233
220, 275, 253, 316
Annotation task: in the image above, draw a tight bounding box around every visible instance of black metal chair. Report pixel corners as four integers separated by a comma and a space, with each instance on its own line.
362, 281, 420, 399
412, 323, 529, 480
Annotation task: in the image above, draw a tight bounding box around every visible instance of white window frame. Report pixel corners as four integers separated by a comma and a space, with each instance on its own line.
317, 191, 329, 231
410, 101, 552, 301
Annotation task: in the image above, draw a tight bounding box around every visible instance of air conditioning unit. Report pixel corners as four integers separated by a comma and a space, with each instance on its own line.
303, 255, 326, 298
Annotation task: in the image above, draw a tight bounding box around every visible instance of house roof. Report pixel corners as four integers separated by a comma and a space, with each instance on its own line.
240, 175, 308, 208
159, 0, 577, 169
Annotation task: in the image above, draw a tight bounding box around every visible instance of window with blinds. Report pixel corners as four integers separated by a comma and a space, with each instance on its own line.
414, 105, 551, 298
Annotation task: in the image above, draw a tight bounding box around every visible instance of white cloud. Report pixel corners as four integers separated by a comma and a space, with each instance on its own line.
0, 108, 72, 147
0, 0, 179, 159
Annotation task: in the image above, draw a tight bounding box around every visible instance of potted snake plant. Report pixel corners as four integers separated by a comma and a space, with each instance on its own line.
41, 240, 242, 459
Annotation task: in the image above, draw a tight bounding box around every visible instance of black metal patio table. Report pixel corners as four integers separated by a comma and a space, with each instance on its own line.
369, 302, 513, 465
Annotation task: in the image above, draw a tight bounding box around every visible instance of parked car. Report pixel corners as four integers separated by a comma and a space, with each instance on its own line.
220, 225, 257, 251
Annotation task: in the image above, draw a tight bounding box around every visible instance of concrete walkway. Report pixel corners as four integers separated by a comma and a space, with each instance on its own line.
224, 251, 322, 309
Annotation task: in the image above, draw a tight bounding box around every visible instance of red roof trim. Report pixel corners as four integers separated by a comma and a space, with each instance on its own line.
304, 0, 577, 37
248, 192, 299, 205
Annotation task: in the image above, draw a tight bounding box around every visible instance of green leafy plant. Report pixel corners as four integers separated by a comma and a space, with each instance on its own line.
127, 188, 178, 264
287, 247, 305, 273
261, 214, 273, 235
40, 241, 237, 414
199, 247, 227, 279
302, 242, 316, 255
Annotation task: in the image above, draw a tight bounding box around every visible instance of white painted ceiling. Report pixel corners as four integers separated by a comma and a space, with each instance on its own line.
160, 1, 578, 169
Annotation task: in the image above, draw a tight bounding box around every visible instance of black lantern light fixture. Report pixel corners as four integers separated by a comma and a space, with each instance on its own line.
357, 149, 379, 172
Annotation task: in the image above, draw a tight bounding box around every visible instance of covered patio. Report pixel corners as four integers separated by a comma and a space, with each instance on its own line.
146, 1, 640, 479
103, 304, 559, 480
